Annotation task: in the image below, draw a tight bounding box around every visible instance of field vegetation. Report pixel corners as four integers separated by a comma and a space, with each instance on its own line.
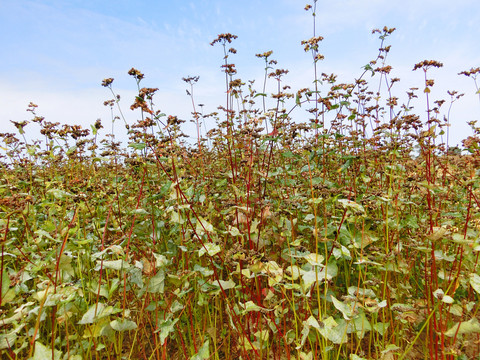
1, 2, 480, 359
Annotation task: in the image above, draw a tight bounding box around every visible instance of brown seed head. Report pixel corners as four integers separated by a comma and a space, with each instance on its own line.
128, 68, 144, 80
102, 78, 114, 87
210, 33, 238, 46
413, 60, 443, 71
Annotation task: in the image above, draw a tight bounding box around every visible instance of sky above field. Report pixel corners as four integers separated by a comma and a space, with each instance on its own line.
1, 0, 479, 148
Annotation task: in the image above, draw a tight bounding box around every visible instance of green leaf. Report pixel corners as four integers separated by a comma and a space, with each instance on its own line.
196, 217, 214, 235
131, 208, 149, 215
239, 301, 270, 314
331, 295, 355, 320
96, 260, 130, 271
78, 303, 106, 324
1, 271, 11, 304
304, 253, 324, 266
27, 146, 36, 156
228, 226, 242, 236
153, 253, 169, 268
147, 269, 165, 294
333, 245, 351, 260
373, 322, 389, 336
215, 279, 236, 290
451, 233, 472, 244
66, 146, 77, 155
198, 243, 220, 257
47, 188, 72, 200
0, 330, 18, 349
191, 339, 210, 360
110, 319, 137, 332
193, 264, 214, 277
156, 318, 179, 344
128, 142, 146, 150
30, 341, 62, 360
304, 315, 345, 345
302, 262, 338, 293
350, 355, 368, 360
469, 273, 480, 294
363, 63, 375, 76
285, 265, 301, 280
351, 311, 371, 338
281, 151, 297, 159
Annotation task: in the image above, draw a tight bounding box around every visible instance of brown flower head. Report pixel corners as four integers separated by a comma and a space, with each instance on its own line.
128, 68, 144, 81
255, 50, 273, 59
413, 60, 443, 71
102, 78, 114, 87
459, 67, 480, 77
210, 33, 238, 46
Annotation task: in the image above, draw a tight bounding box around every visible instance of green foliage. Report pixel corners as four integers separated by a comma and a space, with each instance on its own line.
1, 6, 480, 360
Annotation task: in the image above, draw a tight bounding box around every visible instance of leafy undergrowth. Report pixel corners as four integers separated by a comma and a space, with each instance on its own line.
2, 3, 480, 360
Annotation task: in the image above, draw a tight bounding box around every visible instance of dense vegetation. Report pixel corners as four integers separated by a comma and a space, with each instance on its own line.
1, 3, 480, 359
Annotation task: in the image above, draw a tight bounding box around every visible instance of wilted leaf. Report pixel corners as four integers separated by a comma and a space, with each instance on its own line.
445, 318, 480, 337
338, 199, 365, 215
265, 261, 283, 286
321, 317, 345, 344
347, 286, 376, 299
427, 227, 447, 242
170, 211, 185, 224
441, 295, 454, 304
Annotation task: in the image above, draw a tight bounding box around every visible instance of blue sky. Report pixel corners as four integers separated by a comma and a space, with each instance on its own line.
1, 0, 479, 148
